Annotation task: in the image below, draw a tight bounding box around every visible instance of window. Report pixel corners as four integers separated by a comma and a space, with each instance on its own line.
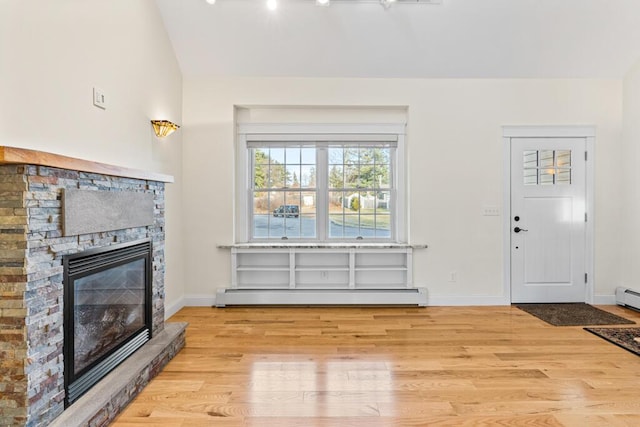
327, 145, 391, 239
252, 146, 317, 239
523, 150, 572, 186
239, 124, 405, 242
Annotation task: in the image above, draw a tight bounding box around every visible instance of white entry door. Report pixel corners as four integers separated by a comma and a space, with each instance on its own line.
510, 137, 587, 303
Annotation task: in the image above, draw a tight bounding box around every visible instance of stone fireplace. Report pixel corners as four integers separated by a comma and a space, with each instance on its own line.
0, 147, 185, 426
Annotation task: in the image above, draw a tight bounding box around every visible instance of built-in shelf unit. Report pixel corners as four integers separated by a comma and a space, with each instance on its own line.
217, 244, 427, 306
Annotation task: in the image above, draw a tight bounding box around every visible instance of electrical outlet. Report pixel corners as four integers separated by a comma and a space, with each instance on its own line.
448, 271, 457, 282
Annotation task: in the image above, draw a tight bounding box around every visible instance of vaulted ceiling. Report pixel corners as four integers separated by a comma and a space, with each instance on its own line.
155, 0, 640, 79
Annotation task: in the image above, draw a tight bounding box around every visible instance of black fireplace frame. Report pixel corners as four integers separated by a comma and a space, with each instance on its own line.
63, 238, 153, 407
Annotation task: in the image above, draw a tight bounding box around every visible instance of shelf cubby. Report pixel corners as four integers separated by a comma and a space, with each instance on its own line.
230, 246, 415, 292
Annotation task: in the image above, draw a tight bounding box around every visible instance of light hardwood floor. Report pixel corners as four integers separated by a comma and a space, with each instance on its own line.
113, 305, 640, 426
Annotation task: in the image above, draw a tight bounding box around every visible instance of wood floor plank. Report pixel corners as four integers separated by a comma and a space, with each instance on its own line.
111, 305, 640, 426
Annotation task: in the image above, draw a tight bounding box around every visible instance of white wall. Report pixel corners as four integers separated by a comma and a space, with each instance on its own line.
0, 0, 185, 314
182, 77, 623, 305
3, 3, 631, 312
621, 59, 640, 291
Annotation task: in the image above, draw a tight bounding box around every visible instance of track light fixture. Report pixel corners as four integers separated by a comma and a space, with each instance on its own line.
204, 0, 439, 10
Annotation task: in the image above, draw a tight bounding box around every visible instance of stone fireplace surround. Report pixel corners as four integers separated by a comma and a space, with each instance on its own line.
0, 147, 186, 426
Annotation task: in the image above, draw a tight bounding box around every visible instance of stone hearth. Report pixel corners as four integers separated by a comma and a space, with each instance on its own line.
0, 147, 183, 426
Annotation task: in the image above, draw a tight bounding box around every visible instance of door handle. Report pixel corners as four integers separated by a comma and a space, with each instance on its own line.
514, 227, 528, 233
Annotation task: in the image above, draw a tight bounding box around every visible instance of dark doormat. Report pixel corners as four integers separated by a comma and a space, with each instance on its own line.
515, 303, 635, 326
584, 327, 640, 357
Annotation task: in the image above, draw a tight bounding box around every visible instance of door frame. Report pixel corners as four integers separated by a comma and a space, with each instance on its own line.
502, 125, 595, 304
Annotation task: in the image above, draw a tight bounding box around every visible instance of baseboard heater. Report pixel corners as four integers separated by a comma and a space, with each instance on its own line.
616, 286, 640, 311
216, 288, 428, 307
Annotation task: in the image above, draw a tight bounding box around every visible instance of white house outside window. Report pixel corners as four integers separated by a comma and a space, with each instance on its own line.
238, 124, 406, 243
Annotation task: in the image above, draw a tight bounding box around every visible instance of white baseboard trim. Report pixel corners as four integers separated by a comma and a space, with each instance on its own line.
164, 297, 185, 319
427, 295, 511, 306
178, 293, 619, 308
166, 295, 218, 317
593, 294, 617, 305
180, 291, 512, 308
216, 288, 428, 307
184, 294, 217, 307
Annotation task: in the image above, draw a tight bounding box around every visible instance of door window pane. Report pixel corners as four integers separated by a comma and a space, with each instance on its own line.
523, 150, 572, 186
524, 168, 538, 186
556, 150, 571, 168
540, 169, 555, 185
523, 150, 538, 168
539, 150, 554, 168
556, 169, 571, 184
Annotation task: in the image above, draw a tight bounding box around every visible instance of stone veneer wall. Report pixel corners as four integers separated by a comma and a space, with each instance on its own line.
0, 164, 166, 427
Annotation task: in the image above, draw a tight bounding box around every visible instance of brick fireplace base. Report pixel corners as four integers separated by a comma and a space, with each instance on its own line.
49, 322, 187, 427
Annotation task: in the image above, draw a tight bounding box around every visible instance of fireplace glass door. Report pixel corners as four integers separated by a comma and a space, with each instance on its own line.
73, 257, 146, 374
64, 239, 152, 406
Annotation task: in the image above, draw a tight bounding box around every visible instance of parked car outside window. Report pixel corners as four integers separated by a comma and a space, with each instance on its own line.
273, 205, 300, 218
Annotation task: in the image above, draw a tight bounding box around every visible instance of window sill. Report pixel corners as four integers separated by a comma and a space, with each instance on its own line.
217, 243, 427, 249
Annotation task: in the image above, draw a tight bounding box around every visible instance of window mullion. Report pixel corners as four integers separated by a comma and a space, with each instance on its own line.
246, 143, 254, 241
317, 147, 328, 240
390, 148, 396, 241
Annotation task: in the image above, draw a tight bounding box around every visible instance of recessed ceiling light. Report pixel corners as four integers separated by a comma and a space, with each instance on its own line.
267, 0, 278, 11
316, 0, 330, 5
205, 0, 216, 4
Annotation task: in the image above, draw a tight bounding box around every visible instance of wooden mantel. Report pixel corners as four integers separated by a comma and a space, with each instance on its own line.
0, 146, 174, 183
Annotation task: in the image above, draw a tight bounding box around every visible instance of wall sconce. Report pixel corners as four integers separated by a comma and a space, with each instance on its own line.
151, 120, 180, 138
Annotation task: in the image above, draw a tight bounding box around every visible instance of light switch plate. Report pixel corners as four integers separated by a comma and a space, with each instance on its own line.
482, 206, 500, 216
93, 87, 106, 109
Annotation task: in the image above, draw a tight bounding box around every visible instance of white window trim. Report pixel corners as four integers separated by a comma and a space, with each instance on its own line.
235, 123, 407, 244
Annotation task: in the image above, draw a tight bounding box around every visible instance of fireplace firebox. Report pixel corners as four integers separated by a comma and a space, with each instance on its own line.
63, 239, 153, 407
